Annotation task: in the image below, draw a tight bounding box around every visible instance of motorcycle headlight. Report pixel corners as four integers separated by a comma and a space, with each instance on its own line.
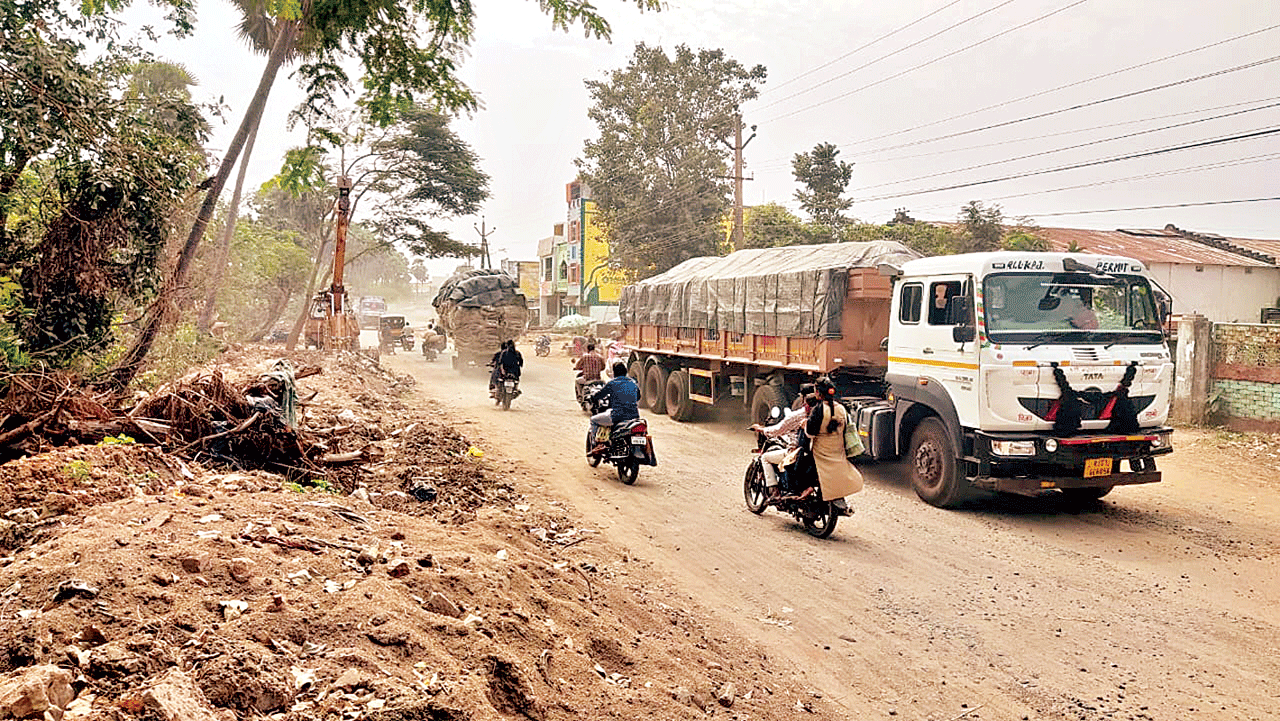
1044, 438, 1058, 452
991, 440, 1037, 457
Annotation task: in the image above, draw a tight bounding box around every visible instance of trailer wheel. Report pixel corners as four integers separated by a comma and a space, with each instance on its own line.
751, 384, 788, 425
645, 365, 670, 414
908, 417, 969, 508
628, 361, 647, 409
665, 370, 696, 422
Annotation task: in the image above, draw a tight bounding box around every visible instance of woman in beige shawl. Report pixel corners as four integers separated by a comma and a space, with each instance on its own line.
801, 377, 863, 510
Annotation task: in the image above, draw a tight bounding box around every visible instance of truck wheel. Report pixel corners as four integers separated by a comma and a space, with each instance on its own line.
665, 370, 696, 422
645, 365, 670, 414
628, 361, 648, 409
907, 417, 969, 508
751, 384, 788, 425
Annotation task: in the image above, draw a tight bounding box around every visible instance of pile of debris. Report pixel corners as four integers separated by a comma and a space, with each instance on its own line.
0, 345, 835, 720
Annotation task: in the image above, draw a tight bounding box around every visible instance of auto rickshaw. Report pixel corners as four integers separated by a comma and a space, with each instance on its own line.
379, 315, 409, 354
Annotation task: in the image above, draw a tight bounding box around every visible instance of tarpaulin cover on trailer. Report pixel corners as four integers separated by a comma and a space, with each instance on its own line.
432, 269, 527, 309
619, 242, 919, 338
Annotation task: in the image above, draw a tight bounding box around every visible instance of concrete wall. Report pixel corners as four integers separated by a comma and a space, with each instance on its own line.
1148, 263, 1280, 323
1209, 323, 1280, 431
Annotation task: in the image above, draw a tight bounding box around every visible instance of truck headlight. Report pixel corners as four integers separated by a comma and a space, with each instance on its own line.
991, 440, 1037, 457
1044, 438, 1058, 452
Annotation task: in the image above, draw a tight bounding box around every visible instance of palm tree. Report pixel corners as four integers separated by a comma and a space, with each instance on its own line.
197, 1, 314, 334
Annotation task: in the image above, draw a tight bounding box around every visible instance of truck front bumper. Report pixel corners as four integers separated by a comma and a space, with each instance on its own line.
967, 427, 1173, 495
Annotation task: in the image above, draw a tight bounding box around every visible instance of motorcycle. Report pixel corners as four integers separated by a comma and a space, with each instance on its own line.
535, 335, 551, 357
576, 377, 605, 413
743, 408, 841, 539
420, 331, 446, 361
401, 327, 415, 352
585, 393, 657, 485
493, 369, 520, 411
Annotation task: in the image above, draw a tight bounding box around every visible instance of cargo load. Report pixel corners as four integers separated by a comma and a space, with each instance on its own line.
432, 269, 528, 370
620, 241, 920, 338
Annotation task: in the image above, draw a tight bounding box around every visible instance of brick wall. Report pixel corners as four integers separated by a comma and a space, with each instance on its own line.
1210, 323, 1280, 429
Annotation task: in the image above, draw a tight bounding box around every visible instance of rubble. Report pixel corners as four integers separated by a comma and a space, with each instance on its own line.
0, 344, 834, 720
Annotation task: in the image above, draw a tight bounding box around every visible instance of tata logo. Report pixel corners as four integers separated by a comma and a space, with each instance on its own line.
1083, 372, 1105, 380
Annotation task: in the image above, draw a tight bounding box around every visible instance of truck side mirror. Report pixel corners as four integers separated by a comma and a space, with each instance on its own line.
952, 325, 976, 344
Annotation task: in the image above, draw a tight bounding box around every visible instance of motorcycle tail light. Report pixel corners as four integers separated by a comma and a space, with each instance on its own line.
630, 422, 647, 435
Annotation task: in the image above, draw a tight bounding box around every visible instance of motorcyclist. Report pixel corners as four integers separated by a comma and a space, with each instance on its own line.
489, 340, 524, 396
573, 342, 606, 401
750, 390, 816, 502
796, 377, 860, 514
588, 361, 640, 454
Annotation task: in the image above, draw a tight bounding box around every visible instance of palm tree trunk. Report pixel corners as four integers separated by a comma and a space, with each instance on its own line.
284, 233, 331, 351
107, 20, 299, 389
196, 112, 263, 334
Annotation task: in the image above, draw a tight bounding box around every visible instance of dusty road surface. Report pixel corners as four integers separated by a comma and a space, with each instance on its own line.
388, 347, 1280, 721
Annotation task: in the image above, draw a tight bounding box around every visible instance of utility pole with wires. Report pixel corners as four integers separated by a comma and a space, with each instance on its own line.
720, 113, 756, 250
474, 217, 496, 269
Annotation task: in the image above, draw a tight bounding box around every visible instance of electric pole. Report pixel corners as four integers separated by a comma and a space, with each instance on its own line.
721, 113, 755, 250
474, 218, 496, 269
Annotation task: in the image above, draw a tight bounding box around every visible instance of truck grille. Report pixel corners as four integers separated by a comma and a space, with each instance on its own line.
1018, 395, 1155, 420
1072, 347, 1104, 362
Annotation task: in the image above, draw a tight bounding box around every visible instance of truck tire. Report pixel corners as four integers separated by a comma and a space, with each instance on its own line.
645, 365, 670, 414
751, 384, 788, 425
907, 417, 970, 508
628, 361, 647, 409
665, 370, 696, 422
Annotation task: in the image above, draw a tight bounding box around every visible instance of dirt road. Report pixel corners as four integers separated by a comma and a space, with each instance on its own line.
388, 348, 1280, 721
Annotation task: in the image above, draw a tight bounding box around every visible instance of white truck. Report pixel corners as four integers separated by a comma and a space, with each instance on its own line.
621, 244, 1174, 507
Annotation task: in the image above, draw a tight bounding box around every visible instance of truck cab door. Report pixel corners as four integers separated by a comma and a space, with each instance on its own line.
918, 275, 979, 426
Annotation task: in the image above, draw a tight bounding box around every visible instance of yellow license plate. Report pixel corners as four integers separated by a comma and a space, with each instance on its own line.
1084, 458, 1113, 478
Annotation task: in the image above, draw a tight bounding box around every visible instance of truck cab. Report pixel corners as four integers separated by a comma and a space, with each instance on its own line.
880, 252, 1174, 506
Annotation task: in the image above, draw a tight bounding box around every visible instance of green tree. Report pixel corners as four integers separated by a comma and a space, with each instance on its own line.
218, 219, 311, 340
113, 0, 661, 388
792, 142, 853, 237
1, 0, 207, 365
268, 102, 489, 348
957, 200, 1004, 253
577, 43, 767, 276
741, 203, 813, 249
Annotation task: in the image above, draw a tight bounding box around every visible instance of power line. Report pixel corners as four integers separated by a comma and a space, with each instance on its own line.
853, 125, 1280, 204
755, 0, 1014, 110
835, 24, 1280, 152
760, 0, 1092, 123
749, 95, 1280, 170
1031, 197, 1280, 217
761, 0, 966, 95
857, 99, 1280, 191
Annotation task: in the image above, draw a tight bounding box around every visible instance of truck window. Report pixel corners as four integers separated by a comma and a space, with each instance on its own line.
928, 281, 963, 325
899, 284, 923, 324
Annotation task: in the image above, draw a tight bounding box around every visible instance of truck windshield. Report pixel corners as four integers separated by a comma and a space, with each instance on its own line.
983, 272, 1163, 345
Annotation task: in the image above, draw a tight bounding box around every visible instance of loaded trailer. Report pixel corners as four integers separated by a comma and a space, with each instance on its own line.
620, 243, 1175, 506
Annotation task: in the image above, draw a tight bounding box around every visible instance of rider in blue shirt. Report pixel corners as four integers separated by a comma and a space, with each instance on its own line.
588, 362, 640, 453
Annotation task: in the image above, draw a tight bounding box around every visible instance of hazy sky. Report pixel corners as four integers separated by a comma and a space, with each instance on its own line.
125, 0, 1279, 277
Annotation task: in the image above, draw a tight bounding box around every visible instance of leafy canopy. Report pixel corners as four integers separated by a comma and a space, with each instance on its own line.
792, 142, 854, 235
577, 43, 767, 277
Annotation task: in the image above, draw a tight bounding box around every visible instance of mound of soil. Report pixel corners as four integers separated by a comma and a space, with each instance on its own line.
0, 347, 834, 720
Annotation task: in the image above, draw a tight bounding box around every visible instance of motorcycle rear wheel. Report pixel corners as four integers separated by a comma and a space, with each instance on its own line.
802, 501, 839, 539
743, 460, 768, 515
618, 460, 639, 485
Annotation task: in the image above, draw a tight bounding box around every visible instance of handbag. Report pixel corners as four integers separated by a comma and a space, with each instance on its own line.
842, 410, 865, 459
